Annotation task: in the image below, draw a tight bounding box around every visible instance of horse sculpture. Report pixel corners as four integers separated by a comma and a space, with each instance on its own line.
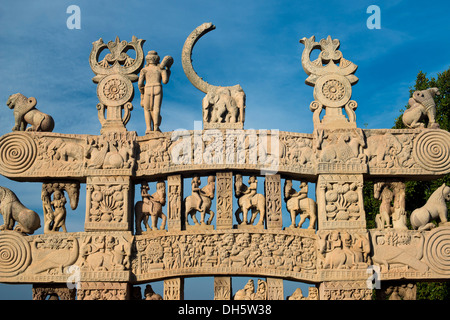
135, 182, 167, 234
234, 175, 265, 226
184, 176, 215, 226
284, 180, 317, 230
410, 183, 450, 231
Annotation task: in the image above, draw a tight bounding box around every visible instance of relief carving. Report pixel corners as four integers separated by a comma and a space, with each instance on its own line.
85, 176, 132, 230
234, 279, 267, 300
135, 181, 167, 234
287, 287, 319, 300
185, 176, 215, 228
317, 230, 370, 269
373, 181, 407, 230
41, 182, 80, 233
284, 180, 316, 230
80, 234, 132, 272
133, 231, 317, 279
234, 175, 265, 227
371, 229, 429, 273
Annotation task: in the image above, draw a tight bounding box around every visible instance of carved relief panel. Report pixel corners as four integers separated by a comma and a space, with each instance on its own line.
85, 176, 133, 231
132, 230, 318, 282
216, 172, 233, 229
316, 174, 366, 229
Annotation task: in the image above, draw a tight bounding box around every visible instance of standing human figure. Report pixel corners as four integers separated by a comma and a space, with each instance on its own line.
138, 51, 173, 133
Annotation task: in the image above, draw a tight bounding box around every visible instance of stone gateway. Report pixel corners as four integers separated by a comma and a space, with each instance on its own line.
0, 23, 449, 300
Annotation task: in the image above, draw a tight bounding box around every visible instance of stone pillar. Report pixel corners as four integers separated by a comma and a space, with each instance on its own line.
216, 171, 233, 230
214, 276, 232, 300
319, 281, 372, 300
77, 282, 131, 300
265, 174, 282, 230
167, 174, 183, 231
266, 277, 284, 300
164, 277, 184, 300
85, 176, 133, 231
32, 284, 76, 300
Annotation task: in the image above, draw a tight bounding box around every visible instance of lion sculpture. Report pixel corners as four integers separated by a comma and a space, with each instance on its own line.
410, 183, 450, 231
402, 87, 440, 129
0, 186, 41, 235
6, 93, 55, 132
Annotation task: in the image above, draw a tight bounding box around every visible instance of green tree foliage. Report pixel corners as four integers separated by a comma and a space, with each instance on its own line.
366, 67, 450, 299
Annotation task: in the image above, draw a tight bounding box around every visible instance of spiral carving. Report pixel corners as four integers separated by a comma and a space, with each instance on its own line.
424, 226, 450, 275
0, 231, 31, 277
0, 132, 37, 175
413, 130, 450, 174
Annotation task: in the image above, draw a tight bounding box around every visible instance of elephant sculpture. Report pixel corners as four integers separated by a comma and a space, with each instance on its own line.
402, 87, 440, 129
6, 93, 55, 132
182, 23, 246, 126
0, 186, 41, 235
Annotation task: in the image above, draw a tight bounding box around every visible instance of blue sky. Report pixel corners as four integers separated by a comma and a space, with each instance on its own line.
0, 0, 449, 299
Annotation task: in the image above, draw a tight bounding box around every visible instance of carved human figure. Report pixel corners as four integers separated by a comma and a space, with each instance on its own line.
374, 183, 394, 229
234, 279, 255, 300
50, 190, 67, 232
138, 51, 173, 133
144, 285, 163, 300
135, 181, 167, 233
234, 175, 265, 226
185, 176, 216, 226
284, 180, 317, 230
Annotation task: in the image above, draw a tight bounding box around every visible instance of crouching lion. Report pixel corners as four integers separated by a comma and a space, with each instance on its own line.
0, 186, 41, 235
6, 93, 54, 132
